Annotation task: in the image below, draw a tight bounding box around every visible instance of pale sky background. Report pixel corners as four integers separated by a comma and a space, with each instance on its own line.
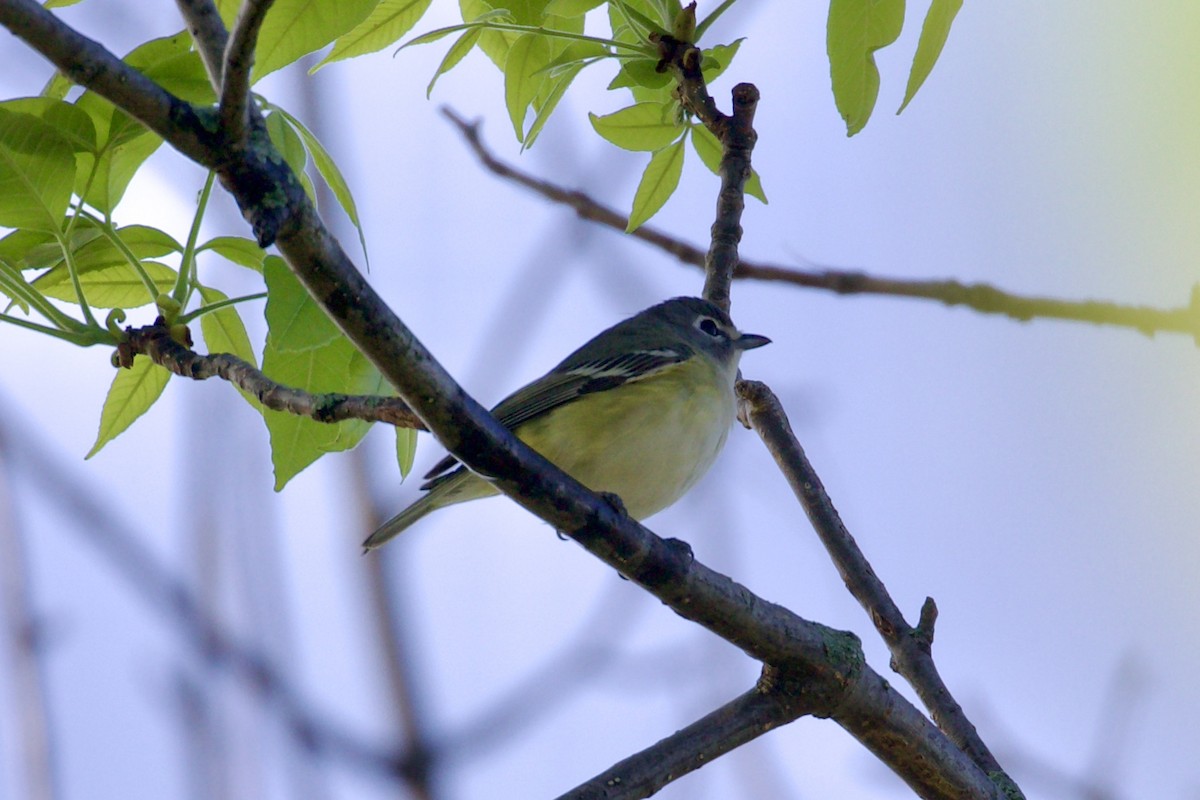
2, 2, 1199, 799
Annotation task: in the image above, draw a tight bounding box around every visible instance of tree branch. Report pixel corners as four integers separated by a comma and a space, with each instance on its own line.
0, 0, 222, 169
173, 0, 229, 88
736, 379, 1023, 798
2, 7, 1012, 796
558, 673, 818, 800
119, 321, 426, 430
653, 32, 759, 314
444, 109, 1200, 340
219, 0, 275, 143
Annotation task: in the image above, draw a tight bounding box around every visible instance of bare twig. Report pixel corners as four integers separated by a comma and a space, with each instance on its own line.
443, 109, 1200, 340
653, 33, 760, 313
219, 0, 275, 142
3, 6, 1011, 795
173, 0, 229, 87
557, 674, 816, 800
118, 321, 427, 430
736, 379, 1023, 798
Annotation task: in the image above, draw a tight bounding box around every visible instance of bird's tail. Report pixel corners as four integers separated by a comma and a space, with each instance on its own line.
361, 494, 440, 551
361, 468, 495, 552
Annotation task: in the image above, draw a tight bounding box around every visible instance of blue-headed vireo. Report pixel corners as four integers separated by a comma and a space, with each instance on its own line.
363, 296, 770, 549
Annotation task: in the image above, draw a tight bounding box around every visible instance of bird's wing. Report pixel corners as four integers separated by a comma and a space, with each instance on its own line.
421, 345, 692, 482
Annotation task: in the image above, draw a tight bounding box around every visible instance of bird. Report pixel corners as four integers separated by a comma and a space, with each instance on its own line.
363, 296, 770, 550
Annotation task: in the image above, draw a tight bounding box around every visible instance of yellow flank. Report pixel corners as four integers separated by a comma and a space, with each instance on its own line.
514, 356, 732, 519
362, 295, 770, 550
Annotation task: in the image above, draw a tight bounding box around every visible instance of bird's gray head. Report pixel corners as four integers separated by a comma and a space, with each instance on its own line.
647, 297, 771, 366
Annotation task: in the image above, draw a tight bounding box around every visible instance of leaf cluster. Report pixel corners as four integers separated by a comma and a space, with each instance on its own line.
0, 30, 413, 487
0, 0, 962, 488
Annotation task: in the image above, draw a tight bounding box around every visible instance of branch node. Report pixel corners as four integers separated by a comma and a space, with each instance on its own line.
913, 596, 939, 652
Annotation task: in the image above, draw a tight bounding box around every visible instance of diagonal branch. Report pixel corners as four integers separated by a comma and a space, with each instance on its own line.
444, 109, 1200, 341
558, 672, 819, 800
174, 0, 229, 87
219, 0, 275, 142
737, 379, 1023, 797
119, 321, 426, 430
2, 6, 1011, 796
0, 0, 221, 169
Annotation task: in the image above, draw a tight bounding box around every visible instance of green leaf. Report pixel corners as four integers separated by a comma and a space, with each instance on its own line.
0, 228, 57, 269
609, 57, 676, 93
898, 0, 962, 113
263, 255, 339, 352
199, 235, 267, 272
627, 135, 685, 231
18, 224, 103, 271
34, 260, 176, 308
461, 0, 528, 68
427, 28, 483, 97
214, 0, 241, 27
197, 286, 262, 409
44, 0, 86, 8
395, 426, 418, 478
264, 110, 314, 202
27, 224, 181, 278
124, 32, 214, 104
0, 258, 35, 313
827, 0, 905, 136
699, 38, 743, 84
546, 0, 604, 15
688, 124, 766, 203
590, 101, 685, 151
141, 50, 217, 106
85, 129, 163, 215
0, 98, 96, 155
610, 0, 668, 37
254, 0, 378, 81
261, 258, 387, 489
504, 33, 552, 141
0, 109, 75, 233
315, 0, 434, 69
75, 225, 182, 271
266, 105, 369, 265
87, 354, 171, 458
71, 34, 205, 213
524, 60, 584, 148
40, 71, 73, 101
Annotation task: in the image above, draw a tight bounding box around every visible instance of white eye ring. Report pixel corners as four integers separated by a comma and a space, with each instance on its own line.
697, 317, 725, 338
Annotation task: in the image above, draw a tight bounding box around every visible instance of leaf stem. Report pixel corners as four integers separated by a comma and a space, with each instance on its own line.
177, 290, 267, 324
176, 171, 216, 308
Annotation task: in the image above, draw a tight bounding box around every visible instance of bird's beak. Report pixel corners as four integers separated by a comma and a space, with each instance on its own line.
736, 332, 771, 351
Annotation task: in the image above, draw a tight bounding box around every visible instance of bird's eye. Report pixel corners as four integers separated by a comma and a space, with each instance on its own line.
698, 317, 725, 338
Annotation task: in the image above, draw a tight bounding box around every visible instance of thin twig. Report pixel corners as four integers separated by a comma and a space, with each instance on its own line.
652, 34, 759, 313
119, 321, 426, 430
220, 0, 275, 142
443, 108, 1200, 340
736, 379, 1023, 798
557, 676, 816, 800
173, 0, 229, 87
